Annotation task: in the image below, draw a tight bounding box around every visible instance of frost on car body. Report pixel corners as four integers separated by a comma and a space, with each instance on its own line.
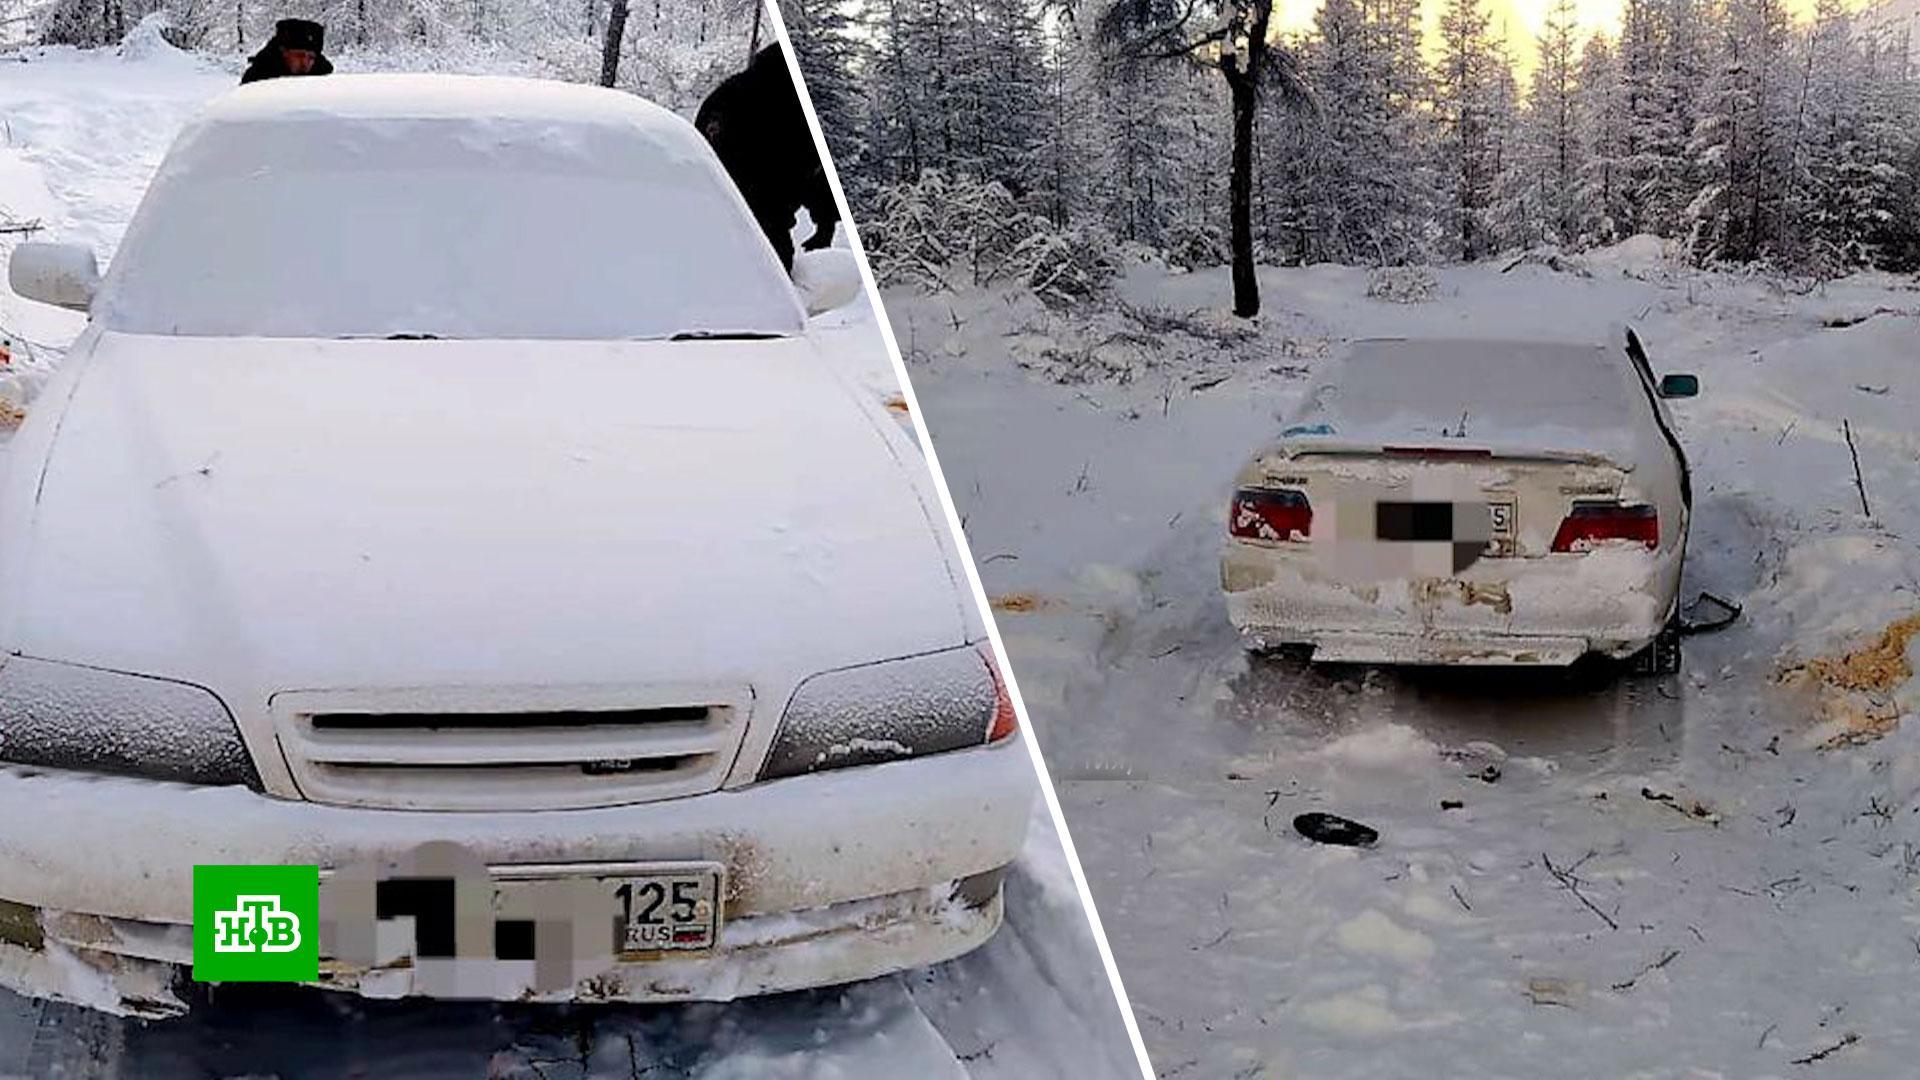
1222, 337, 1693, 666
0, 75, 1029, 1016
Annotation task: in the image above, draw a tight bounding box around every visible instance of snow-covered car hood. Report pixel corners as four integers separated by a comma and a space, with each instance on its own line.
0, 331, 968, 707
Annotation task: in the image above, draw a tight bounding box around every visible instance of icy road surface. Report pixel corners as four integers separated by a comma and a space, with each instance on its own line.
0, 42, 1135, 1080
891, 251, 1920, 1077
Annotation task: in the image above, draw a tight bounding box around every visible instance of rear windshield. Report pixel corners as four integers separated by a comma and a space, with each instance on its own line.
96, 115, 804, 341
1324, 340, 1634, 434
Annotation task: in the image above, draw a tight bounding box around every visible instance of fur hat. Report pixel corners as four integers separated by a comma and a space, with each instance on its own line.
273, 18, 325, 52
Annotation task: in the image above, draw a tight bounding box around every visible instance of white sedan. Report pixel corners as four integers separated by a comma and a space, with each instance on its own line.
0, 75, 1029, 1015
1222, 336, 1696, 669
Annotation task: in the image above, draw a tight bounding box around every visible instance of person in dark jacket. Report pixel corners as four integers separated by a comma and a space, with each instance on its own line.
694, 45, 839, 273
240, 19, 334, 84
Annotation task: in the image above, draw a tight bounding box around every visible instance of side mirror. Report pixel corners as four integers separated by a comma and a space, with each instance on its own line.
792, 248, 863, 317
1658, 373, 1699, 399
8, 243, 100, 312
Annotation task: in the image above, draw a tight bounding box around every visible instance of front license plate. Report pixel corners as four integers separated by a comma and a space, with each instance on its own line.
1486, 496, 1516, 555
493, 862, 724, 956
609, 866, 723, 954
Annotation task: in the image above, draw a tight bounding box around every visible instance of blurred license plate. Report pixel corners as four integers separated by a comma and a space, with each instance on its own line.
608, 865, 723, 954
1487, 496, 1516, 555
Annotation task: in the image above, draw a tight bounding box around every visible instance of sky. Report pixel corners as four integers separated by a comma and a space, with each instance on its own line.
1268, 0, 1875, 77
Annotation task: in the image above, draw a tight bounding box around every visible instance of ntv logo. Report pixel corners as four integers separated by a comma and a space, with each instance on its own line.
193, 865, 319, 981
213, 895, 303, 953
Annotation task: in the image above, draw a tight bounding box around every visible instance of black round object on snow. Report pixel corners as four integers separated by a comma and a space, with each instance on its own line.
1293, 812, 1379, 847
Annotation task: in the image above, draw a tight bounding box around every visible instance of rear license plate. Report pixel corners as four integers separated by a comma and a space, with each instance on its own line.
1486, 496, 1516, 555
1375, 501, 1454, 541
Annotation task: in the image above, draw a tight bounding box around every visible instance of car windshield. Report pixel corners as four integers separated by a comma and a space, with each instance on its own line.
96, 108, 804, 341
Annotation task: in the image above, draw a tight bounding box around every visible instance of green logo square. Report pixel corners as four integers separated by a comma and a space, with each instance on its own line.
192, 865, 319, 983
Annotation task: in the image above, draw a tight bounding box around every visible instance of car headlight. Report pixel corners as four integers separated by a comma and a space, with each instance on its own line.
759, 643, 1018, 780
0, 656, 261, 787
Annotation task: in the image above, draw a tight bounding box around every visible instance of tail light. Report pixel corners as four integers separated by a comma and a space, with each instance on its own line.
1551, 502, 1658, 552
980, 643, 1018, 742
1230, 488, 1312, 542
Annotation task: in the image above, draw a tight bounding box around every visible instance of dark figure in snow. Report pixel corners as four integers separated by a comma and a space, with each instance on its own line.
240, 19, 334, 84
694, 45, 839, 272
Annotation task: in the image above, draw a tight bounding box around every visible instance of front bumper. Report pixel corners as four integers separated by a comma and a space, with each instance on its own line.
1222, 541, 1677, 664
0, 737, 1032, 1014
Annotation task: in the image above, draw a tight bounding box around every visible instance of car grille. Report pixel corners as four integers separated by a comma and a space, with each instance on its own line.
273, 694, 749, 811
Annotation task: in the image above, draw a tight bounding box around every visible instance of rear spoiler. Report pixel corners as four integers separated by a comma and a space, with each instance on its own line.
1264, 438, 1626, 470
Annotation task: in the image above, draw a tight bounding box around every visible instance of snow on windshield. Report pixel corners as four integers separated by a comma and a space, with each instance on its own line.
95, 77, 806, 340
1294, 338, 1637, 450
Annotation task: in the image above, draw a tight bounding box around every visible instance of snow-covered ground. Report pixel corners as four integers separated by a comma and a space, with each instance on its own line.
0, 42, 1135, 1079
891, 243, 1920, 1077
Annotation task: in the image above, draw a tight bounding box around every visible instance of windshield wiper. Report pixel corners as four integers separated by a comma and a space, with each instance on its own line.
670, 331, 784, 341
385, 333, 440, 340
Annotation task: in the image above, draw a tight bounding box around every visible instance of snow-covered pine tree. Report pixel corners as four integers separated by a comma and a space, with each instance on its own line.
1261, 30, 1321, 264
1084, 1, 1208, 248
1787, 0, 1863, 269
862, 0, 1048, 198
1434, 0, 1500, 259
1370, 0, 1443, 262
1856, 22, 1920, 268
972, 0, 1051, 196
22, 0, 749, 102
1483, 27, 1530, 251
1526, 0, 1586, 246
1687, 0, 1796, 263
1615, 0, 1663, 236
865, 0, 932, 187
1290, 0, 1388, 263
1097, 0, 1312, 315
784, 0, 868, 201
1576, 33, 1626, 244
1033, 20, 1102, 228
1648, 0, 1706, 226
1157, 63, 1234, 265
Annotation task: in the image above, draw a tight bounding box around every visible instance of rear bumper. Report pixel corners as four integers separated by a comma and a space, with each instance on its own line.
1222, 541, 1677, 664
0, 737, 1032, 1013
1283, 631, 1590, 665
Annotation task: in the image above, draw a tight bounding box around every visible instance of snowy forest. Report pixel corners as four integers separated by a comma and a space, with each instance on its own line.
0, 0, 768, 113
788, 0, 1920, 313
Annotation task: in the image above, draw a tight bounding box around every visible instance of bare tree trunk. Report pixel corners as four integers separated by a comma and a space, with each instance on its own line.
1222, 0, 1273, 318
1227, 76, 1257, 315
600, 0, 629, 87
748, 0, 761, 59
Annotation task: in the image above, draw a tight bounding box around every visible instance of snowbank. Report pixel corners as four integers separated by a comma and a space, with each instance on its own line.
114, 13, 193, 66
1582, 233, 1675, 276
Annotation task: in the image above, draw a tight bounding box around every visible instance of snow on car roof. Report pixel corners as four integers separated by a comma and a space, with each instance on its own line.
208, 73, 693, 136
96, 74, 803, 340
1285, 338, 1643, 461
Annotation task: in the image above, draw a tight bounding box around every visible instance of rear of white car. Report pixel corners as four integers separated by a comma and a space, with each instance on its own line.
1222, 338, 1690, 666
0, 76, 1031, 1016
